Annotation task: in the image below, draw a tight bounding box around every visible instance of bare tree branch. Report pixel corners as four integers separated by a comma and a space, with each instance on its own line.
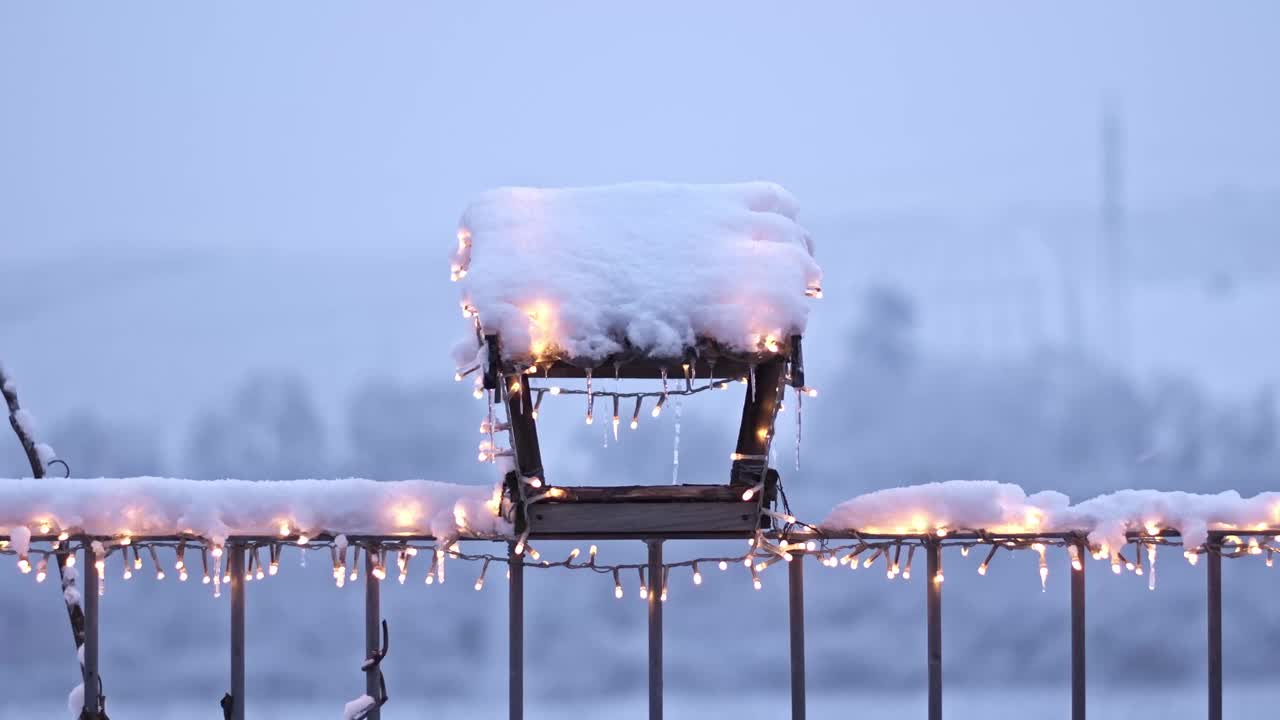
1, 362, 46, 479
1, 362, 107, 718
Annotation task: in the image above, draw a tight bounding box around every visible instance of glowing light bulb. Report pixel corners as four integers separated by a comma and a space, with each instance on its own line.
718, 560, 728, 571
279, 522, 290, 537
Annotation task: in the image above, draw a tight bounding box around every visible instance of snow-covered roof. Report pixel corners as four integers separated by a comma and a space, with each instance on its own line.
450, 182, 821, 367
0, 478, 508, 545
822, 481, 1280, 552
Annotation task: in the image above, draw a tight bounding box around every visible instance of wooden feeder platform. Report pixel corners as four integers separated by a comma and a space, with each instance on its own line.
484, 333, 801, 537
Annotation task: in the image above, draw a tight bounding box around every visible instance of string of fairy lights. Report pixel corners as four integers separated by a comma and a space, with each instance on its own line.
4, 528, 1279, 599
459, 358, 817, 445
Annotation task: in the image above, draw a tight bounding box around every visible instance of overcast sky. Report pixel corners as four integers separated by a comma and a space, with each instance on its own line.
2, 1, 1278, 261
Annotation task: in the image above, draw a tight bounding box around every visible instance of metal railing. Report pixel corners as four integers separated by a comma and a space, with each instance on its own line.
3, 528, 1262, 720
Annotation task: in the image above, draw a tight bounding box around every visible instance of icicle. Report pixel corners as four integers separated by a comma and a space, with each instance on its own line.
794, 386, 803, 472
1147, 544, 1157, 591
660, 367, 668, 399
1037, 543, 1048, 592
671, 399, 683, 485
612, 395, 620, 442
585, 369, 594, 424
707, 360, 716, 389
749, 363, 757, 402
213, 555, 222, 598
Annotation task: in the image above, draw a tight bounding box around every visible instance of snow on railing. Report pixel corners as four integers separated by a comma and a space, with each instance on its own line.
3, 479, 1277, 720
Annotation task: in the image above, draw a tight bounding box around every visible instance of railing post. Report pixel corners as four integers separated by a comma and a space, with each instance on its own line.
365, 546, 382, 720
229, 543, 246, 720
1071, 539, 1086, 720
788, 552, 806, 720
647, 539, 663, 720
926, 541, 942, 720
82, 542, 100, 718
509, 541, 523, 720
1207, 541, 1222, 720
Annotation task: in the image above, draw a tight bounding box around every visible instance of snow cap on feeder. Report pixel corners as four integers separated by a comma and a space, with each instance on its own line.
450, 182, 821, 371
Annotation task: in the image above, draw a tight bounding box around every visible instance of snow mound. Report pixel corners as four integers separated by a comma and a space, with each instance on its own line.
450, 182, 821, 366
822, 481, 1280, 551
343, 694, 376, 720
1058, 489, 1280, 555
821, 481, 1070, 535
67, 683, 84, 718
0, 478, 508, 542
